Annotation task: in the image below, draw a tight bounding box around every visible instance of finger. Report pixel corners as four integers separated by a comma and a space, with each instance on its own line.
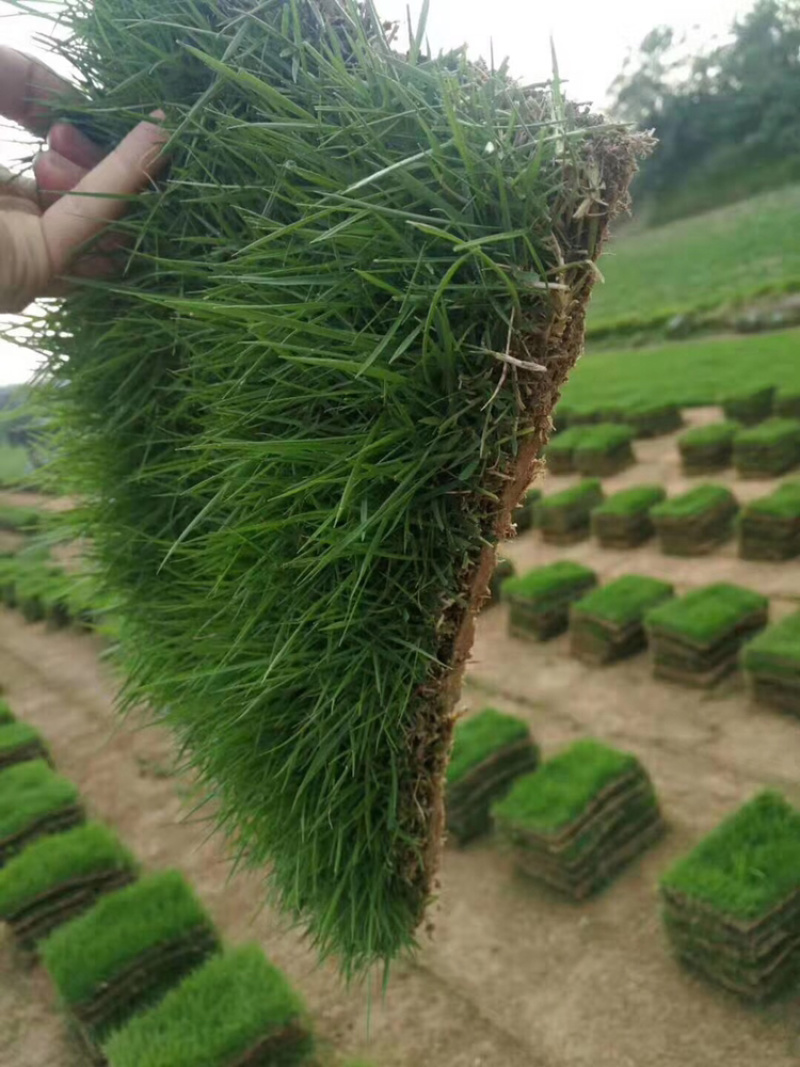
48, 123, 105, 170
42, 115, 168, 275
0, 46, 71, 136
34, 149, 89, 208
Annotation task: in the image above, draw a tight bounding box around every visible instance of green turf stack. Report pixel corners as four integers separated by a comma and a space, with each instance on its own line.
678, 422, 738, 475
0, 761, 83, 866
103, 945, 313, 1067
535, 481, 605, 545
0, 822, 137, 947
738, 481, 800, 560
512, 489, 542, 535
661, 791, 800, 1000
0, 699, 14, 726
774, 388, 800, 420
42, 870, 218, 1044
741, 611, 800, 717
651, 485, 739, 556
623, 401, 683, 439
722, 385, 775, 426
556, 404, 601, 429
590, 485, 666, 548
488, 559, 515, 606
505, 562, 597, 642
645, 583, 768, 687
733, 418, 800, 477
570, 576, 674, 665
446, 709, 539, 844
573, 424, 636, 477
544, 427, 589, 475
492, 739, 663, 899
0, 722, 49, 772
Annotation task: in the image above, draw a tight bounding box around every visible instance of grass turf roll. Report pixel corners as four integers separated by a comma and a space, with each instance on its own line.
543, 427, 590, 475
22, 0, 643, 971
0, 721, 49, 771
572, 423, 635, 477
504, 561, 597, 641
738, 481, 800, 561
0, 760, 84, 865
774, 388, 800, 420
733, 418, 800, 478
741, 610, 800, 718
622, 400, 683, 439
534, 480, 605, 544
651, 484, 738, 556
590, 484, 666, 548
678, 421, 738, 476
722, 385, 776, 426
569, 574, 674, 665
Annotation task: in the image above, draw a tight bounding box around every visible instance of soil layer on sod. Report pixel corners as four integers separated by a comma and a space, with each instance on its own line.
651, 485, 739, 556
775, 388, 800, 420
492, 739, 664, 899
738, 481, 800, 561
570, 576, 674, 666
103, 944, 313, 1067
573, 424, 635, 478
590, 485, 666, 549
0, 760, 83, 865
722, 385, 775, 426
488, 559, 515, 606
741, 611, 800, 718
678, 422, 738, 476
534, 481, 605, 545
661, 791, 800, 1001
505, 561, 598, 642
645, 583, 768, 688
446, 709, 539, 844
733, 418, 800, 478
622, 401, 683, 439
41, 869, 219, 1042
0, 822, 137, 948
512, 489, 542, 535
0, 721, 49, 772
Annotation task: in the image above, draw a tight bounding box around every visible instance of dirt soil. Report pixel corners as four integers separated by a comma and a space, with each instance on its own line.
1, 408, 800, 1066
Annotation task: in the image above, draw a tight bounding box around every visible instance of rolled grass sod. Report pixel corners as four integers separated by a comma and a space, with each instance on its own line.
42, 869, 218, 1042
738, 481, 800, 560
651, 485, 739, 556
488, 559, 515, 607
723, 385, 776, 426
661, 791, 800, 1001
573, 424, 636, 478
678, 422, 738, 476
623, 401, 683, 439
0, 721, 49, 771
505, 562, 598, 642
534, 481, 605, 546
19, 0, 644, 973
512, 489, 542, 536
570, 576, 674, 665
446, 709, 539, 844
741, 611, 800, 718
733, 418, 800, 478
103, 944, 312, 1067
590, 485, 667, 549
775, 388, 800, 420
645, 583, 769, 688
0, 760, 83, 865
544, 427, 590, 476
0, 822, 137, 947
492, 739, 663, 899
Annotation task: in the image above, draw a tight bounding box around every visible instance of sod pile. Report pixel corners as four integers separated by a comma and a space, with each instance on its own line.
774, 388, 800, 420
543, 427, 589, 475
0, 699, 14, 726
573, 424, 636, 477
570, 576, 674, 665
103, 945, 312, 1067
661, 791, 800, 1000
505, 562, 597, 642
488, 559, 515, 606
23, 0, 644, 971
445, 709, 539, 844
0, 761, 83, 865
722, 385, 775, 426
535, 481, 605, 545
0, 721, 49, 771
590, 485, 666, 548
512, 489, 543, 536
0, 822, 137, 947
738, 481, 800, 561
492, 739, 663, 899
651, 485, 739, 556
623, 401, 683, 439
42, 870, 218, 1042
678, 421, 738, 475
645, 583, 768, 687
741, 611, 800, 717
733, 418, 800, 478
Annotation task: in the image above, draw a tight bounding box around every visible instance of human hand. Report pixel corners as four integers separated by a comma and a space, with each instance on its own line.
0, 45, 167, 314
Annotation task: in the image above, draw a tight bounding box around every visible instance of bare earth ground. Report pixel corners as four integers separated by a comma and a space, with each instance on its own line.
1, 407, 800, 1066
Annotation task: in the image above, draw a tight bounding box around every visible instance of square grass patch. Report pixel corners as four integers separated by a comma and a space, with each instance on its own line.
573, 424, 635, 477
775, 388, 800, 420
534, 480, 604, 545
0, 700, 14, 726
651, 484, 738, 556
591, 484, 666, 548
544, 427, 590, 475
570, 575, 674, 665
738, 481, 800, 561
722, 385, 775, 426
505, 561, 597, 641
741, 611, 800, 717
733, 418, 800, 477
678, 421, 738, 475
0, 721, 48, 770
622, 401, 683, 439
0, 760, 83, 863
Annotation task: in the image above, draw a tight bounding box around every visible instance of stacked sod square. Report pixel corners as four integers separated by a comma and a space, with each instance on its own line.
488, 559, 515, 606
0, 699, 13, 725
42, 869, 219, 1043
0, 823, 137, 947
775, 388, 800, 420
492, 739, 664, 899
722, 385, 775, 426
651, 485, 739, 556
570, 576, 674, 665
512, 488, 542, 535
741, 611, 800, 717
645, 583, 768, 688
661, 791, 800, 1001
738, 482, 800, 560
446, 709, 539, 844
0, 721, 49, 771
591, 485, 666, 548
544, 427, 589, 475
733, 418, 800, 477
0, 760, 83, 865
573, 424, 636, 477
505, 562, 597, 642
103, 945, 313, 1067
678, 422, 738, 475
534, 480, 604, 545
623, 401, 683, 439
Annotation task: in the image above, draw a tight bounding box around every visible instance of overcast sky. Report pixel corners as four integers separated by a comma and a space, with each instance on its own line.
0, 0, 755, 385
